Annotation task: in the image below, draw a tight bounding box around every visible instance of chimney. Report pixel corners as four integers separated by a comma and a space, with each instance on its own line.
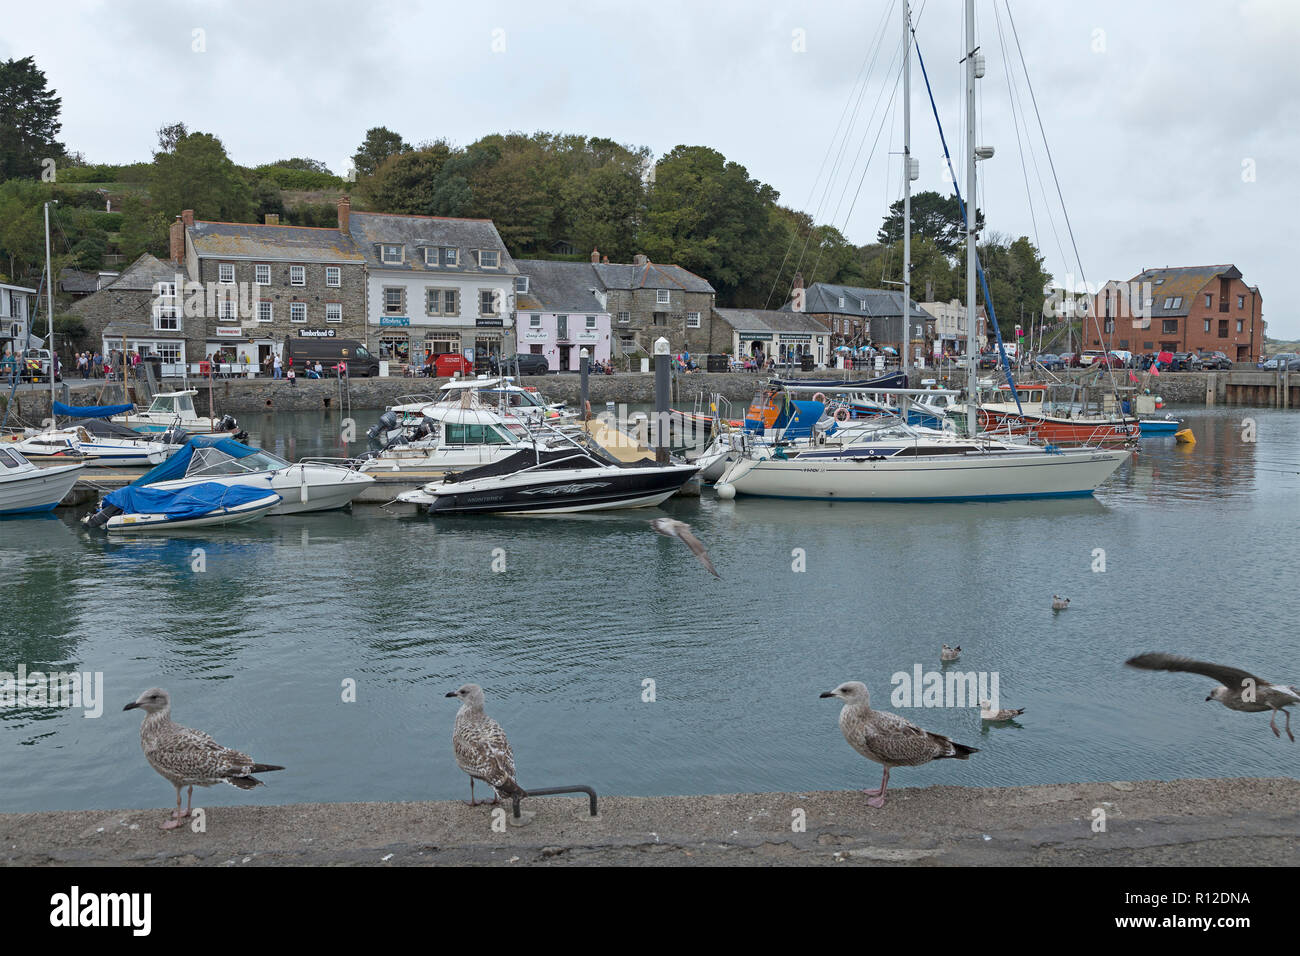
169, 216, 184, 264
793, 272, 804, 291
590, 247, 600, 264
337, 195, 351, 234
633, 254, 648, 268
265, 213, 280, 226
181, 209, 194, 227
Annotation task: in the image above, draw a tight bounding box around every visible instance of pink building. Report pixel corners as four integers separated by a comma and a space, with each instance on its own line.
513, 259, 612, 370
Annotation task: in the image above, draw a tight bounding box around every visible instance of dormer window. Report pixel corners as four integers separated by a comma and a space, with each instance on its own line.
838, 296, 845, 308
478, 250, 499, 269
444, 247, 458, 266
381, 244, 404, 264
515, 276, 530, 294
424, 248, 439, 267
859, 298, 866, 310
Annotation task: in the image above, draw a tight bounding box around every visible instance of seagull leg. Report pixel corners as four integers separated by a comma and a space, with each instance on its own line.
1284, 708, 1295, 743
865, 767, 890, 808
161, 786, 183, 830
466, 777, 478, 807
1270, 709, 1281, 738
181, 785, 194, 819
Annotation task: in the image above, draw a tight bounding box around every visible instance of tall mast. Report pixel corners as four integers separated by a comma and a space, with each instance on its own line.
963, 0, 978, 435
901, 0, 912, 379
44, 201, 55, 414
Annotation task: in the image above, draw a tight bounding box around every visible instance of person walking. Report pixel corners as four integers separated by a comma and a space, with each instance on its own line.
273, 351, 282, 379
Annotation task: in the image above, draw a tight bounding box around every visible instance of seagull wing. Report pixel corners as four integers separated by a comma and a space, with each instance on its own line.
676, 525, 720, 578
1125, 653, 1261, 688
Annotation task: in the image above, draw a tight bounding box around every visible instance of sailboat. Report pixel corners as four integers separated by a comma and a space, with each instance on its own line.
715, 0, 1130, 502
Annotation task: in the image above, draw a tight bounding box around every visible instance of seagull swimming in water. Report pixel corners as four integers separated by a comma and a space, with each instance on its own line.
1052, 595, 1070, 611
446, 684, 527, 805
980, 699, 1025, 722
123, 688, 284, 830
821, 681, 978, 808
941, 644, 961, 662
649, 517, 719, 578
1126, 653, 1300, 741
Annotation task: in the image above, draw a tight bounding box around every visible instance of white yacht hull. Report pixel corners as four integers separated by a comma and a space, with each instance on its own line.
0, 462, 84, 515
145, 464, 373, 514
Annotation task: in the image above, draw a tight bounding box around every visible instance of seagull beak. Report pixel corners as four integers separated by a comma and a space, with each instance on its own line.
123, 701, 139, 711
1205, 694, 1213, 702
819, 691, 835, 699
445, 692, 457, 698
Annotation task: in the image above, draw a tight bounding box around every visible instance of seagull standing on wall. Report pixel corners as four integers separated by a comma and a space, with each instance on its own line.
447, 684, 527, 805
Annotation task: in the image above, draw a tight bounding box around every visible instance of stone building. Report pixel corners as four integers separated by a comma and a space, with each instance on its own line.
591, 252, 718, 358
67, 253, 200, 366
783, 281, 930, 359
714, 308, 832, 366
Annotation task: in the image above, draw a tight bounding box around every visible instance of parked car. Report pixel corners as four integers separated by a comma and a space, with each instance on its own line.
498, 352, 551, 376
1167, 351, 1201, 371
1093, 353, 1127, 369
19, 348, 61, 382
1197, 351, 1232, 370
1036, 353, 1065, 371
1260, 353, 1299, 370
1058, 352, 1080, 368
977, 352, 1000, 370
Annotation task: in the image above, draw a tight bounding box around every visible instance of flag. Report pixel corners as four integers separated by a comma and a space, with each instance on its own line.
1128, 371, 1139, 384
1150, 364, 1160, 377
1157, 350, 1174, 364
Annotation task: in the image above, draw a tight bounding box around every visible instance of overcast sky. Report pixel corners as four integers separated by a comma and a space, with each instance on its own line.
5, 0, 1297, 335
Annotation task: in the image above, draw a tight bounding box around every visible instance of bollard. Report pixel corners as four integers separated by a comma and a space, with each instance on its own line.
654, 337, 670, 464
511, 785, 599, 820
579, 348, 590, 421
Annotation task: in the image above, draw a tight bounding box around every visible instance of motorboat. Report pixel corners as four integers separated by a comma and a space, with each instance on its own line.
0, 445, 84, 515
111, 390, 245, 437
959, 383, 1141, 445
360, 403, 566, 474
390, 377, 574, 427
5, 423, 180, 468
129, 436, 373, 514
83, 481, 281, 532
397, 443, 699, 514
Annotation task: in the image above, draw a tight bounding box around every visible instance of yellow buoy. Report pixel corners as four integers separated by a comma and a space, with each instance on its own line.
1174, 428, 1196, 444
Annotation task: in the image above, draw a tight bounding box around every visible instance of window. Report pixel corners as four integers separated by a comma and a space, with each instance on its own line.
1161, 319, 1178, 334
443, 289, 458, 315
1204, 319, 1211, 333
838, 296, 845, 308
585, 315, 596, 329
1103, 318, 1114, 333
290, 265, 305, 287
478, 250, 499, 269
1143, 341, 1154, 350
1237, 294, 1245, 309
686, 311, 701, 328
218, 299, 237, 322
155, 282, 179, 331
218, 263, 235, 284
153, 341, 183, 364
325, 266, 341, 287
381, 244, 403, 264
652, 314, 666, 326
656, 289, 670, 306
1236, 319, 1244, 333
618, 311, 630, 324
1205, 293, 1212, 307
326, 303, 342, 323
1218, 319, 1228, 338
383, 288, 404, 314
258, 301, 273, 323
255, 264, 271, 286
859, 298, 866, 310
424, 247, 440, 267
1162, 296, 1182, 309
515, 276, 529, 294
479, 290, 497, 315
530, 314, 542, 328
444, 247, 458, 267
290, 302, 307, 323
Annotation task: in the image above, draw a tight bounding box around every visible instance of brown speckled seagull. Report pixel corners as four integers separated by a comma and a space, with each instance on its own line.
123, 688, 284, 830
1126, 653, 1300, 741
821, 680, 977, 808
446, 683, 526, 806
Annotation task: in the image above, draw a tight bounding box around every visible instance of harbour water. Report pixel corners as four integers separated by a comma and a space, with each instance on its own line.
1, 405, 1297, 813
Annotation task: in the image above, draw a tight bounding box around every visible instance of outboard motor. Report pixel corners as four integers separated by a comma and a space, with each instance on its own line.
366, 411, 398, 442
216, 414, 248, 442
84, 502, 123, 529
160, 425, 189, 445
410, 420, 436, 442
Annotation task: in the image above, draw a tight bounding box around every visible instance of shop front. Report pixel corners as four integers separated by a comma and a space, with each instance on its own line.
375, 316, 411, 364
473, 317, 507, 367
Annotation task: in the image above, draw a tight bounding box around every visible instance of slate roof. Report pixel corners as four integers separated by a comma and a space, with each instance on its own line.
714, 308, 830, 334
101, 254, 185, 292
59, 269, 117, 294
348, 211, 517, 275
513, 260, 607, 314
591, 261, 714, 294
188, 221, 365, 263
783, 283, 928, 319
1127, 264, 1243, 317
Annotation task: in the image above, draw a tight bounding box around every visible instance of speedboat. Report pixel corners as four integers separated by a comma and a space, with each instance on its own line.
0, 445, 84, 515
6, 424, 179, 468
83, 482, 280, 532
130, 436, 373, 514
112, 390, 245, 437
397, 443, 699, 514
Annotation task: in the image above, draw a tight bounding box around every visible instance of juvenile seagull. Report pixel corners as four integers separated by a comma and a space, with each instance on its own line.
820, 681, 978, 808
1126, 653, 1300, 741
1052, 595, 1070, 611
123, 688, 284, 830
649, 517, 719, 578
446, 684, 526, 805
980, 699, 1026, 722
940, 644, 961, 662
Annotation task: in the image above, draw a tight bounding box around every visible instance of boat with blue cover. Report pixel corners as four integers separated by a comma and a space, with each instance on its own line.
82, 481, 281, 531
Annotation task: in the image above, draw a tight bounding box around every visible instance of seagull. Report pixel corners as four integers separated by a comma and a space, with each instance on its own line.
1052, 595, 1070, 611
649, 517, 719, 578
446, 684, 527, 805
123, 688, 284, 830
980, 699, 1025, 722
1126, 653, 1300, 741
820, 681, 978, 808
941, 644, 961, 662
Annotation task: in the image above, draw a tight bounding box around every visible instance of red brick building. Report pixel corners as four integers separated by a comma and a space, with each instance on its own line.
1087, 264, 1264, 362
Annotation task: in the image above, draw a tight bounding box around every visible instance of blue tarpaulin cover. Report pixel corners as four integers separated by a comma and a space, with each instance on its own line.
131, 436, 259, 487
104, 481, 275, 521
52, 401, 134, 418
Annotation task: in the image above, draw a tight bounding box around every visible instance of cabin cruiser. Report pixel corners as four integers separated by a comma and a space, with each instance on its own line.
0, 445, 84, 515
397, 441, 699, 515
112, 390, 246, 438
955, 383, 1140, 445
360, 403, 567, 474
106, 436, 373, 515
5, 422, 181, 468
390, 377, 573, 427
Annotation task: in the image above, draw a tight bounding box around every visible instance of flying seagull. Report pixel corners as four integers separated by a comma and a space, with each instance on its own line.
941, 644, 961, 662
1052, 595, 1070, 611
980, 699, 1025, 722
1126, 653, 1300, 741
446, 684, 526, 805
123, 688, 284, 830
649, 517, 719, 578
821, 681, 977, 808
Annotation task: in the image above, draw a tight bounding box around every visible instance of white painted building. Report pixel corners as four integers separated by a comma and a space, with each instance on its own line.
0, 283, 37, 355
921, 299, 987, 356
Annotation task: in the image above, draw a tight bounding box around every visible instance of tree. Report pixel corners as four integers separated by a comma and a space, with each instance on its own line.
156, 122, 189, 154
0, 57, 64, 180
150, 131, 253, 222
877, 190, 983, 257
360, 142, 454, 214
352, 127, 411, 179
0, 179, 46, 281
269, 157, 332, 174
115, 194, 168, 263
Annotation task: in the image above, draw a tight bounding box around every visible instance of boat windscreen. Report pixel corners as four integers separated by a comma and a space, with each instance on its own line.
441, 446, 608, 484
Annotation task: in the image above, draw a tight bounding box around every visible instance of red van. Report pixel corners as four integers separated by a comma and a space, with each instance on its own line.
434, 353, 473, 377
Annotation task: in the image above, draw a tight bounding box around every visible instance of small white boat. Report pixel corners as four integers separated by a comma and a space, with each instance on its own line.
392, 377, 574, 427
83, 481, 281, 532
7, 426, 177, 468
0, 445, 84, 515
